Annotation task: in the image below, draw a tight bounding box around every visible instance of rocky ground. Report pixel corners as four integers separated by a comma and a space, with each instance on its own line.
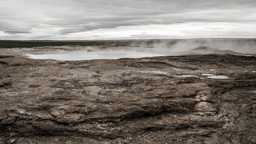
0, 52, 256, 143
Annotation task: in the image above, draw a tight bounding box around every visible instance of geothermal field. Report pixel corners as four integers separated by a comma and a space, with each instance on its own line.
0, 39, 255, 143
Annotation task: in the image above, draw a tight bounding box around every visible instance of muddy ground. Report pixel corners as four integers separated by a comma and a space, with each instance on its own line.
0, 50, 256, 143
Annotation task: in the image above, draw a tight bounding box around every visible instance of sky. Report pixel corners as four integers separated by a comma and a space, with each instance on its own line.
1, 0, 256, 40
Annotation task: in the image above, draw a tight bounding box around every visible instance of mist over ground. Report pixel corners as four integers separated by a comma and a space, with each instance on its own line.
1, 39, 256, 60
7, 39, 253, 61
128, 39, 256, 56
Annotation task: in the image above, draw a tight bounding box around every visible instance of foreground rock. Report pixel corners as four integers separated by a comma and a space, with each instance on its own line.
0, 54, 256, 144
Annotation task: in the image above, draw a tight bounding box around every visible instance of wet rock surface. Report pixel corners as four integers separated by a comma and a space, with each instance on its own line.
0, 54, 256, 144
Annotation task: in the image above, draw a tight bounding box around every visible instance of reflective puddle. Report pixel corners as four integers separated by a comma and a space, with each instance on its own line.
202, 73, 214, 76
173, 75, 198, 78
26, 50, 164, 61
118, 71, 230, 80
137, 71, 170, 75
207, 75, 229, 79
201, 74, 229, 79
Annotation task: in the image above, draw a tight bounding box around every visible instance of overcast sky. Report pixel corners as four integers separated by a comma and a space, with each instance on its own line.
1, 0, 256, 40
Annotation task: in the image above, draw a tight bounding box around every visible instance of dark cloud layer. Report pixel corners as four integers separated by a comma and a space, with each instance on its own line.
0, 0, 256, 39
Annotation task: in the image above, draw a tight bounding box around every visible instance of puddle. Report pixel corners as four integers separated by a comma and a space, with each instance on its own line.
26, 50, 164, 61
201, 73, 229, 79
202, 74, 214, 76
137, 71, 170, 75
207, 75, 229, 79
173, 75, 198, 78
119, 71, 230, 80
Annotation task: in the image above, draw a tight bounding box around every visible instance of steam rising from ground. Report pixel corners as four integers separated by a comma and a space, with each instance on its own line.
26, 39, 256, 60
131, 39, 256, 56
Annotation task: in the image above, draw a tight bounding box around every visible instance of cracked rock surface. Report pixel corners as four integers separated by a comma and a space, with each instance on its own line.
0, 54, 256, 144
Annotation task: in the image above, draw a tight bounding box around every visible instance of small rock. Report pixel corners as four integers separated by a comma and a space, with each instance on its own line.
195, 102, 216, 112
9, 139, 16, 144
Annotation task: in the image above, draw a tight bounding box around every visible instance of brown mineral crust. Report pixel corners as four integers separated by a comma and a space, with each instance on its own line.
0, 54, 256, 144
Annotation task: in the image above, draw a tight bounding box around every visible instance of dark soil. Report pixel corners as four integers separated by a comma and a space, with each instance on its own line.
0, 54, 256, 144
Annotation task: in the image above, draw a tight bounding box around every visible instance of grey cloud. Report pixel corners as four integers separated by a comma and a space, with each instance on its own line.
46, 0, 256, 33
0, 30, 30, 34
1, 0, 256, 39
0, 21, 31, 34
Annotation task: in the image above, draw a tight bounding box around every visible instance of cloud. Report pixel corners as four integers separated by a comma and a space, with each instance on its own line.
0, 0, 256, 39
0, 21, 31, 34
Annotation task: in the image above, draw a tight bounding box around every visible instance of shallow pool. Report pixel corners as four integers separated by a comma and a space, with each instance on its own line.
26, 50, 164, 61
207, 75, 229, 79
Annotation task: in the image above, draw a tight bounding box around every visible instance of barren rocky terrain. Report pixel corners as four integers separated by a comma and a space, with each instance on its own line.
0, 50, 256, 143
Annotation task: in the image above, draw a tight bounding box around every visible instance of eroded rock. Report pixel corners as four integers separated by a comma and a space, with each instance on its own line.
0, 54, 255, 143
